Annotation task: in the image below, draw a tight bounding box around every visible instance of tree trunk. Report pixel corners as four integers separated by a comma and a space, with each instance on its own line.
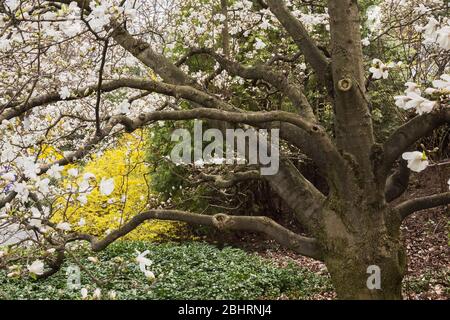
321, 207, 407, 300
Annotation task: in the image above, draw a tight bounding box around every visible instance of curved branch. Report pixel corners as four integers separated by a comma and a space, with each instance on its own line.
266, 0, 332, 92
381, 108, 450, 177
185, 48, 316, 120
70, 210, 323, 260
115, 106, 318, 133
396, 192, 450, 220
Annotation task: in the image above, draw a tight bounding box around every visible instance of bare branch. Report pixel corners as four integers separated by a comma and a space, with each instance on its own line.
396, 191, 450, 220
266, 0, 332, 92
184, 48, 316, 120
70, 210, 323, 260
381, 108, 450, 177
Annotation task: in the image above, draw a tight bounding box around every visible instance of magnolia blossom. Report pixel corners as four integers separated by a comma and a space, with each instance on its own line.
47, 164, 64, 179
136, 250, 152, 273
419, 17, 450, 50
395, 92, 435, 115
254, 38, 266, 50
1, 172, 16, 181
59, 87, 71, 100
361, 38, 370, 46
27, 260, 45, 276
67, 168, 79, 177
88, 256, 99, 263
369, 59, 389, 79
448, 178, 450, 190
414, 4, 431, 14
61, 21, 83, 38
4, 0, 19, 11
99, 178, 115, 196
144, 270, 156, 282
118, 100, 131, 114
402, 151, 429, 173
0, 39, 11, 51
83, 172, 96, 181
80, 288, 88, 299
78, 217, 86, 227
77, 194, 88, 205
93, 288, 102, 300
431, 74, 450, 92
436, 25, 450, 50
108, 290, 117, 300
404, 82, 421, 94
56, 222, 72, 231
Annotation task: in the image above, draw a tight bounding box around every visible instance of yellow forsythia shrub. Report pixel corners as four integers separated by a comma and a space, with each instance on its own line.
52, 131, 189, 241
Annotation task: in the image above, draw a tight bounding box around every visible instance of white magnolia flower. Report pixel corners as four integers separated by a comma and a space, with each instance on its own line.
448, 178, 450, 190
369, 59, 389, 79
56, 222, 72, 231
99, 178, 115, 196
361, 38, 370, 46
414, 4, 431, 14
61, 21, 83, 38
0, 39, 11, 51
1, 172, 16, 181
78, 217, 86, 227
77, 194, 88, 206
13, 182, 30, 202
254, 38, 266, 50
81, 288, 88, 299
415, 99, 436, 115
93, 288, 102, 300
83, 172, 96, 180
144, 270, 156, 282
402, 151, 429, 173
436, 26, 450, 50
108, 290, 117, 300
78, 180, 90, 193
432, 74, 450, 91
396, 91, 436, 115
59, 87, 71, 100
47, 164, 64, 179
88, 256, 99, 263
36, 178, 50, 194
67, 168, 79, 177
46, 248, 56, 254
405, 92, 436, 115
136, 250, 152, 273
404, 82, 421, 94
4, 0, 19, 11
118, 100, 131, 114
27, 260, 45, 276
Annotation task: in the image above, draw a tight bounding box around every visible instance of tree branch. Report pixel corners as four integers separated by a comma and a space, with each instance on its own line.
266, 0, 332, 92
185, 48, 316, 120
396, 192, 450, 220
381, 108, 450, 177
70, 210, 323, 260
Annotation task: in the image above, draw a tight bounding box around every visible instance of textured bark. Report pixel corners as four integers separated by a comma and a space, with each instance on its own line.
328, 0, 376, 194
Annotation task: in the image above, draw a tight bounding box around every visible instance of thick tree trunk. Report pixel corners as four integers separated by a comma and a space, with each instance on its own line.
325, 245, 406, 299
320, 206, 407, 300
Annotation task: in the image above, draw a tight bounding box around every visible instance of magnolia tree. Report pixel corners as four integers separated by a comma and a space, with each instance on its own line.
0, 0, 449, 300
